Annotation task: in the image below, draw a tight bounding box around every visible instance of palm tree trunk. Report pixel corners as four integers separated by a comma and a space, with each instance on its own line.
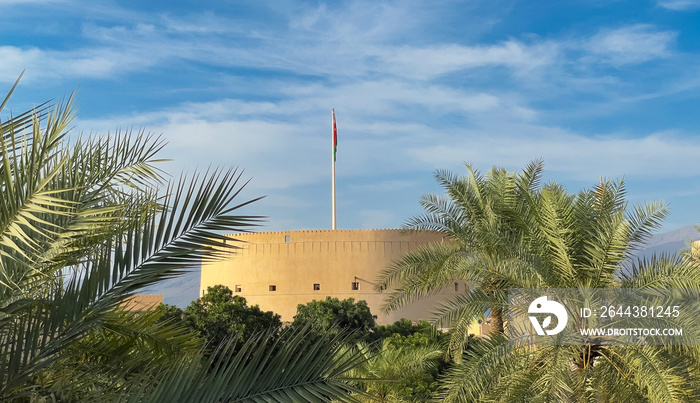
490, 305, 504, 334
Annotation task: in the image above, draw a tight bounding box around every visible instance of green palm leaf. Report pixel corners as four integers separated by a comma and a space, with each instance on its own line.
123, 327, 367, 403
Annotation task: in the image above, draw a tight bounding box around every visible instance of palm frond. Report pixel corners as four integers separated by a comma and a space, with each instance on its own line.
376, 241, 467, 311
437, 333, 524, 402
124, 327, 367, 403
0, 87, 266, 399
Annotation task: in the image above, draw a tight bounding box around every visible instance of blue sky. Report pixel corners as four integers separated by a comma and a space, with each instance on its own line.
4, 0, 700, 232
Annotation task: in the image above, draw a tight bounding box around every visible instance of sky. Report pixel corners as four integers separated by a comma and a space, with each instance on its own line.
3, 0, 700, 233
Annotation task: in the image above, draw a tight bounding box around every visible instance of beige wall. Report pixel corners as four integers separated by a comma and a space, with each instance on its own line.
122, 294, 163, 311
201, 229, 484, 330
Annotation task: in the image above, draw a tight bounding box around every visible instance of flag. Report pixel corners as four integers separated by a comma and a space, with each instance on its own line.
332, 108, 337, 162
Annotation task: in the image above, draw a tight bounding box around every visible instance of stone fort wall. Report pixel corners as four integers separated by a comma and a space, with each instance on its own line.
201, 229, 486, 332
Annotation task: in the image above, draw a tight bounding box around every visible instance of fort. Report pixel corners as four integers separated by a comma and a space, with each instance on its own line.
201, 228, 488, 334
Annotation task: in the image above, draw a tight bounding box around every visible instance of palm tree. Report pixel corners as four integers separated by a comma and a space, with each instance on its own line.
437, 174, 700, 401
352, 337, 443, 402
377, 161, 544, 355
0, 79, 366, 402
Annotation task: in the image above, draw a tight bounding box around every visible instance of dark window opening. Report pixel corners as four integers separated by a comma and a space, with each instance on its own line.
454, 282, 459, 292
234, 285, 242, 293
351, 282, 360, 291
269, 285, 277, 292
313, 283, 320, 290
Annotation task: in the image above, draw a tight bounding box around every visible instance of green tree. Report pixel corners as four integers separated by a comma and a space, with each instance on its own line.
155, 303, 186, 324
185, 285, 281, 348
293, 296, 376, 339
370, 318, 443, 345
0, 80, 366, 402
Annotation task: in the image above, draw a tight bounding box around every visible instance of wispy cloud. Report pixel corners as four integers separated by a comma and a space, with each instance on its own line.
378, 40, 558, 80
0, 44, 160, 83
585, 25, 677, 65
657, 0, 700, 10
0, 2, 561, 85
409, 127, 700, 181
0, 3, 681, 101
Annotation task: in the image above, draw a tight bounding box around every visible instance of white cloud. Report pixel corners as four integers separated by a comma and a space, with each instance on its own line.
658, 0, 700, 10
0, 47, 41, 82
408, 126, 700, 181
379, 40, 558, 79
586, 25, 676, 65
159, 13, 245, 34
0, 45, 162, 83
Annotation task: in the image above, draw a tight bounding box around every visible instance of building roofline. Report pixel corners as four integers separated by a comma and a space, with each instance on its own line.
224, 228, 439, 237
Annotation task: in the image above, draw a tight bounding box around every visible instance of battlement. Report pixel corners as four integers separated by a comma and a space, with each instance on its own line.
225, 228, 408, 237
222, 228, 444, 248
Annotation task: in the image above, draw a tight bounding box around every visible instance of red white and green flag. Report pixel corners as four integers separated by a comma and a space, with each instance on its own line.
332, 109, 337, 162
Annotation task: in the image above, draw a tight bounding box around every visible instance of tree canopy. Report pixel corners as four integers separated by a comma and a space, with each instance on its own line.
185, 285, 282, 349
293, 296, 376, 338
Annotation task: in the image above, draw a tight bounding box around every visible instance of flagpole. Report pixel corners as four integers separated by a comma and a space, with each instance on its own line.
332, 109, 337, 230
